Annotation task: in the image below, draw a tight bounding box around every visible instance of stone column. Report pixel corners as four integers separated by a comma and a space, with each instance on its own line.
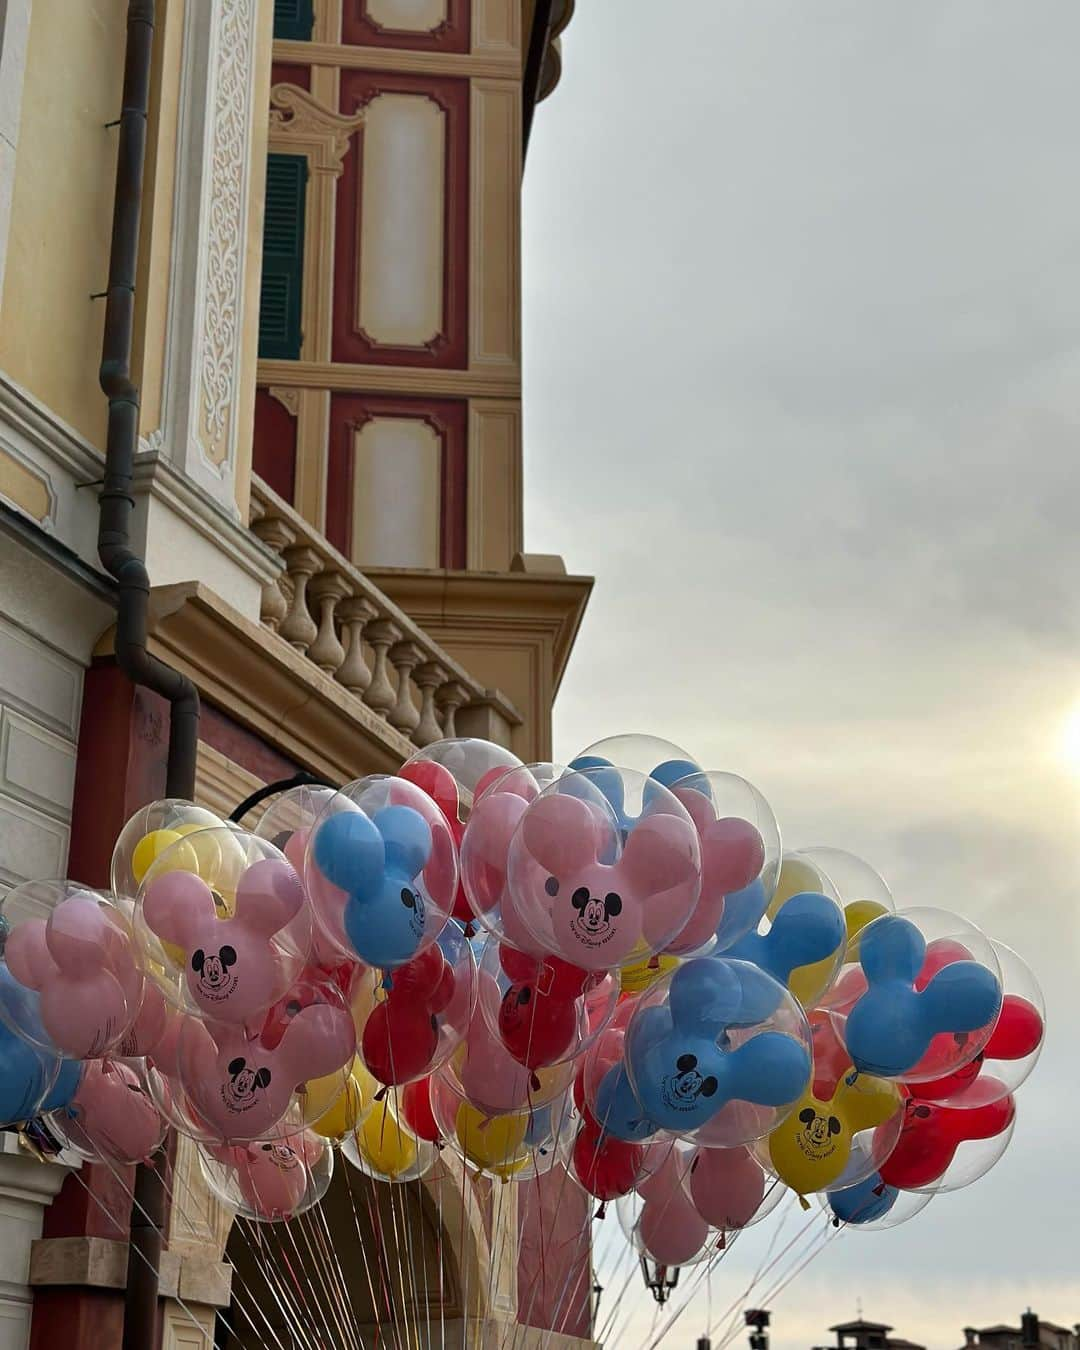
0, 1137, 72, 1350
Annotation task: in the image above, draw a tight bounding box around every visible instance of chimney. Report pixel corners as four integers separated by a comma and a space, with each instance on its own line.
1021, 1311, 1039, 1350
964, 1331, 977, 1347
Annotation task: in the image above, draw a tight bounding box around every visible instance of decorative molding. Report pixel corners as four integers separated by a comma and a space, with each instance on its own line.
470, 80, 521, 370
269, 82, 365, 173
343, 0, 469, 53
267, 386, 302, 418
0, 441, 56, 527
257, 359, 519, 398
364, 0, 449, 36
472, 0, 521, 59
273, 38, 518, 79
199, 0, 255, 468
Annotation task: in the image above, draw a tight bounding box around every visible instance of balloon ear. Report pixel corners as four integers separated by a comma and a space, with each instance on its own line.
837, 1074, 901, 1133
232, 858, 305, 936
2, 919, 56, 990
276, 1002, 357, 1085
398, 761, 460, 822
920, 962, 1002, 1037
313, 811, 385, 897
860, 916, 926, 986
769, 893, 846, 974
726, 1033, 810, 1108
621, 814, 698, 894
986, 995, 1043, 1061
669, 960, 744, 1036
521, 794, 601, 874
374, 805, 432, 881
142, 871, 218, 951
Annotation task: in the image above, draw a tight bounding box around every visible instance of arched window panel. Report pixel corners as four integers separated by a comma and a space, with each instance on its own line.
327, 397, 466, 570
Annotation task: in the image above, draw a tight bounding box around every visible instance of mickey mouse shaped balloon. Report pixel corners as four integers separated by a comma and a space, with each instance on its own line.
766, 1068, 903, 1198
505, 768, 702, 971
138, 831, 310, 1030
307, 776, 457, 970
623, 957, 812, 1141
839, 909, 1002, 1082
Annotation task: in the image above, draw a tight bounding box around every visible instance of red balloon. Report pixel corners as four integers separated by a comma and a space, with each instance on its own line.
499, 946, 593, 1000
910, 995, 1044, 1101
572, 1121, 644, 1201
879, 1087, 1015, 1190
401, 1076, 441, 1143
362, 1000, 438, 1085
497, 981, 578, 1069
388, 946, 447, 1004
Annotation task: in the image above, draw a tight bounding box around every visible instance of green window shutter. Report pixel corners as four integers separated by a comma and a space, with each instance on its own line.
259, 154, 308, 361
273, 0, 314, 40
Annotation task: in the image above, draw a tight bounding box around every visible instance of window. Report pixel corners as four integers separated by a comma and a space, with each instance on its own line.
259, 154, 308, 361
273, 0, 314, 41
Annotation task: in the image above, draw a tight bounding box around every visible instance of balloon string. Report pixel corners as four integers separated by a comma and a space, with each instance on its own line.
341, 1150, 393, 1346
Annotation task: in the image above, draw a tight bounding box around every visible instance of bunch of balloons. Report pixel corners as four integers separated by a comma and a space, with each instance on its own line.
0, 733, 1044, 1256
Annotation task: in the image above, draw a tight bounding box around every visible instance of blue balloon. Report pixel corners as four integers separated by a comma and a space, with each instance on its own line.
713, 877, 769, 952
568, 755, 703, 836
647, 759, 703, 792
40, 1058, 83, 1114
593, 1064, 657, 1142
625, 958, 810, 1133
727, 892, 845, 988
844, 916, 1003, 1078
828, 1172, 898, 1225
312, 804, 433, 969
0, 1024, 59, 1127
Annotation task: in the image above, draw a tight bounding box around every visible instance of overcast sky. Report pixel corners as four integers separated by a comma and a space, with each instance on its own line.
522, 4, 1080, 1347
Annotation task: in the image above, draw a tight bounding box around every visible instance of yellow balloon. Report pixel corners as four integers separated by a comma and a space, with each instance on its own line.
767, 1072, 901, 1197
311, 1059, 378, 1139
132, 829, 185, 885
620, 954, 680, 995
765, 858, 824, 921
357, 1098, 417, 1178
455, 1104, 529, 1178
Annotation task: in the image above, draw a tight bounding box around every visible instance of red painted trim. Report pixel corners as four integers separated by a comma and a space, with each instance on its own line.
334, 70, 469, 369
327, 394, 467, 567
29, 1288, 126, 1350
199, 703, 303, 787
67, 662, 169, 891
271, 61, 311, 90
253, 388, 299, 505
43, 1163, 134, 1241
342, 0, 470, 53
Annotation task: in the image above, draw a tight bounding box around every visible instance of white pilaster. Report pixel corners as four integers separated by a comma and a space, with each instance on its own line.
0, 1136, 72, 1350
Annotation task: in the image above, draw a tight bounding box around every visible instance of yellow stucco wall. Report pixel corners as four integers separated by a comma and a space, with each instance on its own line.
0, 0, 127, 450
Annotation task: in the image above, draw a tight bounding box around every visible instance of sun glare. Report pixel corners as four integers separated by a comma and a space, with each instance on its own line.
1060, 703, 1080, 773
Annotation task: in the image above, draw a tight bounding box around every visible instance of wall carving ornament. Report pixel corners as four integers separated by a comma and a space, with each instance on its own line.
199, 0, 255, 470
269, 83, 366, 174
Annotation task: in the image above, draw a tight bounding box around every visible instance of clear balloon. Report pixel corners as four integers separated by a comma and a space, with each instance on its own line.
572, 734, 697, 786
47, 1058, 167, 1164
793, 847, 894, 944
135, 829, 311, 1028
879, 1081, 1016, 1193
505, 767, 702, 970
829, 907, 1003, 1083
199, 1130, 332, 1221
0, 879, 146, 1059
305, 775, 457, 970
432, 1073, 574, 1183
110, 800, 227, 901
623, 957, 812, 1148
825, 1173, 934, 1229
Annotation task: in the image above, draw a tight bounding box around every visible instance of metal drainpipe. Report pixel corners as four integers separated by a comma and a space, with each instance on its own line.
95, 3, 200, 1347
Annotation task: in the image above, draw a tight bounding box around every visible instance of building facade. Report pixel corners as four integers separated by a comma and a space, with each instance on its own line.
0, 1, 591, 1346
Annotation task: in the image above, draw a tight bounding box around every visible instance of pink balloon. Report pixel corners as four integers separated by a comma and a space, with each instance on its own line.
459, 790, 530, 920
510, 795, 700, 969
142, 859, 307, 1026
220, 1132, 324, 1219
5, 901, 138, 1059
636, 1149, 709, 1266
456, 973, 534, 1114
64, 1060, 166, 1164
688, 1146, 766, 1230
116, 979, 170, 1059
177, 1000, 356, 1142
666, 798, 766, 956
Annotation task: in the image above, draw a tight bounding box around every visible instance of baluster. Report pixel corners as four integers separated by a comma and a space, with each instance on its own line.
363, 619, 401, 718
337, 595, 378, 695
307, 572, 350, 674
250, 515, 295, 633
436, 680, 470, 739
412, 661, 448, 747
388, 640, 423, 735
278, 545, 322, 653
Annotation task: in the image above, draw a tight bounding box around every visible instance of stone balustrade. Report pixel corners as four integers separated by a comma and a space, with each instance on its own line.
249, 478, 521, 750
